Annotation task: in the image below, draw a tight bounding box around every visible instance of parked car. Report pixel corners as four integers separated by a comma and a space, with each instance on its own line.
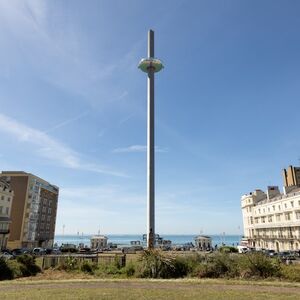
0, 251, 13, 260
32, 247, 46, 256
78, 247, 91, 254
237, 245, 248, 253
11, 248, 24, 257
265, 249, 277, 257
51, 248, 62, 255
278, 251, 296, 260
60, 244, 78, 253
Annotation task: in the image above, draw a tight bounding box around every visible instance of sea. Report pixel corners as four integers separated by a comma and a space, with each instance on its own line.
54, 234, 241, 248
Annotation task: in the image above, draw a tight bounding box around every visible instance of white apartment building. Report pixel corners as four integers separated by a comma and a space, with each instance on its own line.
241, 186, 300, 252
0, 178, 14, 249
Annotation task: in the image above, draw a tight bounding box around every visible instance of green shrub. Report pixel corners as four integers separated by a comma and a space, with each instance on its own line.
281, 264, 300, 282
181, 253, 206, 276
164, 256, 189, 278
80, 261, 94, 274
238, 253, 281, 278
94, 263, 122, 276
122, 261, 136, 277
58, 256, 79, 271
219, 246, 238, 253
6, 260, 23, 278
16, 254, 41, 277
137, 249, 176, 278
0, 257, 13, 280
195, 253, 239, 278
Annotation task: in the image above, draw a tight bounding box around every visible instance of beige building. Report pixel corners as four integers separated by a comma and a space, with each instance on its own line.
194, 235, 212, 250
90, 235, 108, 250
0, 171, 59, 249
0, 178, 14, 249
241, 167, 300, 252
283, 165, 300, 187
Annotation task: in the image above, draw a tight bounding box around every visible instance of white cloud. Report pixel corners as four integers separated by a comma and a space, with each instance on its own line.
45, 111, 89, 133
113, 145, 168, 153
0, 0, 130, 105
0, 113, 125, 177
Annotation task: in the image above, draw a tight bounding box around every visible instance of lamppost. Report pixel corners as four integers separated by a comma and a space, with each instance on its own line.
138, 30, 164, 249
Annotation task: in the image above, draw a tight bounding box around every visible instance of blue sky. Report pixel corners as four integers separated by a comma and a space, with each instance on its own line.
0, 0, 300, 235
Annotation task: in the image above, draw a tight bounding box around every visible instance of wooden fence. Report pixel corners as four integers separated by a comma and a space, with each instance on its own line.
41, 254, 126, 270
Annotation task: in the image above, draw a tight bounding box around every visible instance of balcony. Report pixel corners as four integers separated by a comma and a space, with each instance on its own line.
250, 235, 299, 240
0, 229, 10, 234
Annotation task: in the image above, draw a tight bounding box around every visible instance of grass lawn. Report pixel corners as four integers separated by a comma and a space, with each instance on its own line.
1, 279, 300, 299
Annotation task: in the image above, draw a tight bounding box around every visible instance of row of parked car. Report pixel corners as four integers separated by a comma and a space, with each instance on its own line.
0, 247, 61, 260
238, 246, 300, 260
264, 249, 300, 260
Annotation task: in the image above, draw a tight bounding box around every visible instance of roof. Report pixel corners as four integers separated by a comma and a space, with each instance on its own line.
91, 235, 108, 240
194, 235, 211, 239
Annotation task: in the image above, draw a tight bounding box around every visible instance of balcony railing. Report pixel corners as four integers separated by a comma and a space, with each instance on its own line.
0, 229, 10, 234
250, 235, 299, 240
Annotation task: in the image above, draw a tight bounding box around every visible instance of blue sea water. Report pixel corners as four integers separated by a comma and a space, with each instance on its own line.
54, 234, 241, 248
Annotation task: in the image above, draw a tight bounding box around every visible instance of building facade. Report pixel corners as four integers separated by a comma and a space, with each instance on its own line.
241, 169, 300, 252
0, 171, 59, 249
283, 165, 300, 187
90, 235, 108, 250
194, 235, 212, 250
0, 178, 13, 249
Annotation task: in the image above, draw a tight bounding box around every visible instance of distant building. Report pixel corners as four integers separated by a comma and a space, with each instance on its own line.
0, 171, 59, 249
283, 165, 300, 187
241, 166, 300, 251
194, 235, 212, 250
90, 235, 108, 250
0, 178, 14, 249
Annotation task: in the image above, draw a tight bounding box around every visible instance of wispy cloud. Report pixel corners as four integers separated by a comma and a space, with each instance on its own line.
45, 111, 89, 133
113, 145, 168, 153
0, 113, 125, 177
0, 0, 131, 106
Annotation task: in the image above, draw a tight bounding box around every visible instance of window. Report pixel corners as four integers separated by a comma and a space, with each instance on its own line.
291, 201, 294, 208
285, 213, 291, 221
276, 214, 281, 222
0, 206, 2, 214
48, 208, 52, 214
268, 215, 273, 222
278, 205, 281, 210
273, 205, 275, 211
261, 217, 265, 223
295, 211, 300, 219
1, 196, 4, 201
7, 197, 10, 202
284, 203, 287, 209
6, 207, 9, 215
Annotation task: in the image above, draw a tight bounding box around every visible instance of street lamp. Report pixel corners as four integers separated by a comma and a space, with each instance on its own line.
138, 29, 164, 249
